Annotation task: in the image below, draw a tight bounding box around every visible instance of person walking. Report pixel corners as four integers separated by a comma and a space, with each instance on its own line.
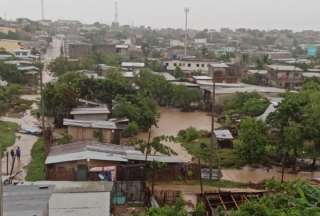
10, 149, 15, 161
15, 147, 21, 161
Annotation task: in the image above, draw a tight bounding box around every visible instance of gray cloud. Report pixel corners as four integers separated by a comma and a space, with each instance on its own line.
1, 0, 319, 30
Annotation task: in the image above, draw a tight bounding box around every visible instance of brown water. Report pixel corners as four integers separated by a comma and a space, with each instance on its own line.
139, 107, 217, 139
137, 107, 218, 162
222, 166, 320, 184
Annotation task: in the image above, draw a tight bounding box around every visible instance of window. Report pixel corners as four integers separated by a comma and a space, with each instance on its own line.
179, 63, 182, 66
188, 63, 191, 67
201, 64, 205, 67
173, 63, 177, 67
196, 64, 200, 67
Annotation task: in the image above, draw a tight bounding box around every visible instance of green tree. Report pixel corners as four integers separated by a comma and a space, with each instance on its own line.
235, 118, 269, 164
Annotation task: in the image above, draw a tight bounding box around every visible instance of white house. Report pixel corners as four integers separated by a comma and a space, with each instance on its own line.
163, 59, 216, 73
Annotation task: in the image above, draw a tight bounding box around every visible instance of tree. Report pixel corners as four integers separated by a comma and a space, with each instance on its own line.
123, 121, 139, 137
172, 66, 185, 80
136, 135, 176, 194
0, 62, 24, 84
235, 118, 269, 164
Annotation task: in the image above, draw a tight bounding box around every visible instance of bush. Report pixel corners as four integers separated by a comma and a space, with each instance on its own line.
25, 138, 46, 181
177, 127, 201, 143
123, 122, 139, 137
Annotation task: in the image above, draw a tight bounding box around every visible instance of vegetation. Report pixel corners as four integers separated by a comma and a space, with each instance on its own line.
177, 128, 244, 168
241, 73, 268, 86
235, 118, 269, 164
0, 62, 24, 84
0, 84, 22, 115
228, 180, 320, 216
0, 121, 18, 153
267, 79, 320, 170
44, 69, 202, 129
224, 92, 269, 117
144, 197, 206, 216
48, 53, 122, 76
25, 138, 46, 181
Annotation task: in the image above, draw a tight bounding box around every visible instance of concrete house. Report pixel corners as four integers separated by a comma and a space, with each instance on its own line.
208, 63, 240, 83
266, 65, 303, 89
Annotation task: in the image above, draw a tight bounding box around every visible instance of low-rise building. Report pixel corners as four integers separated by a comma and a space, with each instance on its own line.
63, 118, 125, 144
45, 141, 182, 181
266, 65, 303, 89
70, 107, 111, 121
208, 63, 241, 83
164, 59, 215, 73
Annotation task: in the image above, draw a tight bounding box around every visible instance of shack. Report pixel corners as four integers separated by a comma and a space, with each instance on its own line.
63, 118, 125, 144
45, 141, 183, 181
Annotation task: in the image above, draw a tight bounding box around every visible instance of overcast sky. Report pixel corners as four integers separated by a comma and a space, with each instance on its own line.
1, 0, 319, 31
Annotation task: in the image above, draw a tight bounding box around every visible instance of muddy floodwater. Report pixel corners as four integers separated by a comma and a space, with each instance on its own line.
222, 166, 320, 184
137, 107, 219, 162
139, 107, 216, 139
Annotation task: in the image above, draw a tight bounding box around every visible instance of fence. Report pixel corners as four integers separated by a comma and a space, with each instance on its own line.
112, 181, 146, 204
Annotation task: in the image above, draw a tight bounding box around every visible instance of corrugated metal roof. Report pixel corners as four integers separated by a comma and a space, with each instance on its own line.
209, 63, 230, 68
121, 62, 145, 67
46, 142, 182, 165
63, 119, 118, 129
214, 129, 233, 140
49, 192, 110, 216
267, 65, 302, 72
71, 107, 110, 115
45, 150, 128, 164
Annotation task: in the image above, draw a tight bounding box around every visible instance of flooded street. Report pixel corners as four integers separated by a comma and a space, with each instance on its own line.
137, 107, 220, 162
139, 107, 216, 139
222, 166, 320, 184
0, 37, 61, 179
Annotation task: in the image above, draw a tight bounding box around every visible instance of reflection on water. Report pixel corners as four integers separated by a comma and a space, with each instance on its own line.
222, 166, 320, 183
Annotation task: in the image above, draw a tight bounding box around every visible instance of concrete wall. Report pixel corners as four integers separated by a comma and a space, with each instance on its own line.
164, 60, 213, 73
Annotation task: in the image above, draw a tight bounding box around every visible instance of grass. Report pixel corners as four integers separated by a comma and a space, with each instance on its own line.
25, 138, 46, 181
0, 121, 18, 153
180, 137, 245, 168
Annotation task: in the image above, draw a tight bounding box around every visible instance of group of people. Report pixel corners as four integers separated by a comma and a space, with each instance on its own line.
10, 147, 21, 161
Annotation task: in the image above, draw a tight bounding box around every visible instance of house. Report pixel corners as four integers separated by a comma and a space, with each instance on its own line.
48, 181, 113, 216
163, 59, 215, 73
14, 49, 38, 60
63, 118, 125, 144
45, 141, 183, 181
121, 62, 145, 71
208, 63, 240, 83
266, 65, 303, 89
70, 107, 111, 121
214, 129, 234, 148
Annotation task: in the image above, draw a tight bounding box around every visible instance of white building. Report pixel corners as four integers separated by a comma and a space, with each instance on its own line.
163, 59, 216, 73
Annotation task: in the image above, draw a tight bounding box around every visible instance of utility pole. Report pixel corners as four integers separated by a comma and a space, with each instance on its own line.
41, 0, 45, 20
0, 152, 3, 216
39, 54, 45, 134
184, 7, 189, 57
209, 66, 221, 181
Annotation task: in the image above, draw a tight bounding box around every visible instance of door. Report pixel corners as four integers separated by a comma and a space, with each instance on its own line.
76, 165, 88, 181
